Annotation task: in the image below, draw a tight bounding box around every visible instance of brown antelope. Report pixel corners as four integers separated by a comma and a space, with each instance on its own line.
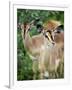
47, 25, 64, 78
42, 24, 64, 78
21, 22, 54, 79
39, 20, 64, 78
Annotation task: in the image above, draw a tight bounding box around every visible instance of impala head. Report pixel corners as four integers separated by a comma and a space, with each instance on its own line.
21, 22, 31, 38
43, 30, 55, 46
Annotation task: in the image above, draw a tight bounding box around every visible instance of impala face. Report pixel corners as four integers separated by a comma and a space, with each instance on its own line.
44, 30, 55, 46
21, 23, 31, 39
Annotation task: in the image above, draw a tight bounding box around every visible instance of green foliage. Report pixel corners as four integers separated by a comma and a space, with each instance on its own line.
17, 9, 64, 80
17, 29, 33, 80
17, 9, 64, 24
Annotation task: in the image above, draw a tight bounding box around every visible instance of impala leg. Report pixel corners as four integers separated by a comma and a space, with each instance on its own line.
38, 49, 46, 79
32, 60, 38, 80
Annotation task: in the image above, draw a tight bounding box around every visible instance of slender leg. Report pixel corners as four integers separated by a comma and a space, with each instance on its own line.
38, 50, 46, 79
32, 60, 38, 80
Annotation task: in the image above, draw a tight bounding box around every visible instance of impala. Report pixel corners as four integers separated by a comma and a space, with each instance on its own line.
21, 22, 54, 79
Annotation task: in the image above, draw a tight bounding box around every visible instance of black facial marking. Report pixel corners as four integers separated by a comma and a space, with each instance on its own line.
24, 23, 27, 39
47, 30, 51, 34
51, 35, 54, 41
46, 30, 54, 41
45, 34, 49, 40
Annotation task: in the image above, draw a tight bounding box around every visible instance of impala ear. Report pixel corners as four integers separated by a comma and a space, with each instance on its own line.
56, 25, 64, 31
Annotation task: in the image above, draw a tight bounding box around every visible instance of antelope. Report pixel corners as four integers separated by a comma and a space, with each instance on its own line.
38, 20, 64, 78
42, 24, 64, 78
21, 22, 54, 79
47, 25, 64, 78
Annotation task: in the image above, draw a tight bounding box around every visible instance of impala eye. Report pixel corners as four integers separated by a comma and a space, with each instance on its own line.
56, 30, 61, 33
54, 29, 61, 34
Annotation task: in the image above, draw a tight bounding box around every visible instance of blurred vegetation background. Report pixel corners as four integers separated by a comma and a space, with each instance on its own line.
17, 9, 64, 80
